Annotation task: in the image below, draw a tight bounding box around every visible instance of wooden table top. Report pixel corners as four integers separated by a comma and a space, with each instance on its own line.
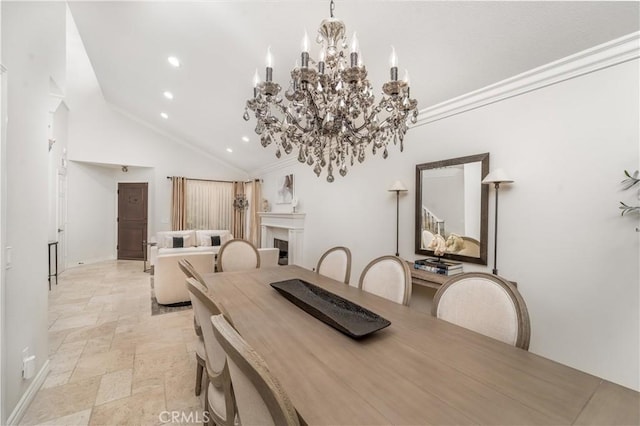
202, 265, 639, 425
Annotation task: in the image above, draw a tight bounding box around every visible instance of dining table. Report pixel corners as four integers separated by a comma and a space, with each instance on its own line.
202, 265, 639, 425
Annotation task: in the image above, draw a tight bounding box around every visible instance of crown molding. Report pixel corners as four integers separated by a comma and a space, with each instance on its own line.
413, 31, 640, 127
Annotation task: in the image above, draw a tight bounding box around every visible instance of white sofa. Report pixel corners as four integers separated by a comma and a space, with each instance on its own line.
149, 230, 233, 266
154, 252, 215, 305
154, 246, 281, 305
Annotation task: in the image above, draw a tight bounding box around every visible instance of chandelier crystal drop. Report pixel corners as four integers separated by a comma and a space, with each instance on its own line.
243, 0, 418, 182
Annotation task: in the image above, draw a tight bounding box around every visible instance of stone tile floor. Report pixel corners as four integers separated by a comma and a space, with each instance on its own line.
20, 260, 204, 425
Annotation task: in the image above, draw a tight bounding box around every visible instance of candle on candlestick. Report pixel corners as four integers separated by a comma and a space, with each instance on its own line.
318, 48, 326, 74
390, 46, 398, 81
253, 69, 260, 97
403, 69, 410, 96
350, 32, 359, 67
301, 30, 310, 68
265, 46, 273, 82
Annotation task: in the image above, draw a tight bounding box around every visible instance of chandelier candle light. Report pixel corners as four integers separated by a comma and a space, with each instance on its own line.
243, 0, 418, 182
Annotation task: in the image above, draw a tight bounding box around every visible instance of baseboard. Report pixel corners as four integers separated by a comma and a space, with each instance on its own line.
6, 359, 50, 425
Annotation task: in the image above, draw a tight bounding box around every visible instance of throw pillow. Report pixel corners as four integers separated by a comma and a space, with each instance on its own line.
211, 235, 221, 246
198, 234, 214, 247
172, 236, 184, 248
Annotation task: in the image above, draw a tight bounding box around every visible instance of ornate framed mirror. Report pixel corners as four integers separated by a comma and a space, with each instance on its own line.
415, 153, 489, 265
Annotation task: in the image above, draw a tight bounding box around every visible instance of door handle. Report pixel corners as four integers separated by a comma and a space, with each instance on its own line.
57, 228, 63, 233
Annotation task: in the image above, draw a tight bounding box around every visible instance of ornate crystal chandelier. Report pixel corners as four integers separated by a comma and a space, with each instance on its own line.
243, 0, 418, 182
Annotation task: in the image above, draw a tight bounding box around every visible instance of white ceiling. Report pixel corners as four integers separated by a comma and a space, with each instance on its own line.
68, 1, 639, 173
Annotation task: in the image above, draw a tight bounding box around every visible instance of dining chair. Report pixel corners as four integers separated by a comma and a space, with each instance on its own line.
316, 246, 352, 284
358, 255, 412, 305
216, 239, 261, 272
211, 314, 302, 426
177, 259, 207, 396
431, 272, 531, 350
185, 278, 237, 426
178, 258, 207, 286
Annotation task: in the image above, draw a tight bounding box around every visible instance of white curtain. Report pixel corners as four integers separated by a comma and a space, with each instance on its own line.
185, 180, 234, 230
171, 176, 186, 230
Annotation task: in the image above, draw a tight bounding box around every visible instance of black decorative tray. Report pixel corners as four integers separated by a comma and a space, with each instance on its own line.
270, 279, 391, 339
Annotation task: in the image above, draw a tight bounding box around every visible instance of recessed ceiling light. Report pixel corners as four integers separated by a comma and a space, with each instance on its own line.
160, 112, 169, 119
163, 91, 174, 100
226, 148, 233, 153
167, 56, 181, 68
241, 136, 250, 142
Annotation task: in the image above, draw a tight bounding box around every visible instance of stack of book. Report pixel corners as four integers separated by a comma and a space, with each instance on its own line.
414, 258, 463, 276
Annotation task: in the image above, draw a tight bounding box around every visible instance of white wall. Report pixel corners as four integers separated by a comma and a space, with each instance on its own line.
63, 8, 247, 266
66, 161, 117, 266
0, 4, 5, 423
259, 58, 640, 390
47, 102, 68, 243
1, 2, 66, 420
65, 163, 157, 266
47, 101, 69, 277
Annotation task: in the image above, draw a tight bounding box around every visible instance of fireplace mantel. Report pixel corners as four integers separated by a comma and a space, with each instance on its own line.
258, 213, 305, 265
258, 213, 306, 229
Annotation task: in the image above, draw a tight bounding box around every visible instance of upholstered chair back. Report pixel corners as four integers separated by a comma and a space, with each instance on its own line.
316, 246, 352, 284
185, 278, 236, 425
432, 272, 531, 350
217, 239, 260, 272
186, 278, 229, 374
178, 258, 206, 334
358, 255, 412, 306
178, 258, 206, 286
211, 314, 301, 426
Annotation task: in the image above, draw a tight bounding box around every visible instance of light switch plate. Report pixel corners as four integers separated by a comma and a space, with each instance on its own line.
6, 246, 12, 269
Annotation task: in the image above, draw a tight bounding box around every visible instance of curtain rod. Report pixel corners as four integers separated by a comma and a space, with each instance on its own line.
166, 176, 261, 183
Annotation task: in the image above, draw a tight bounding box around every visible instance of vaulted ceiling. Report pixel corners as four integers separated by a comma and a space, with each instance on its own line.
68, 1, 639, 173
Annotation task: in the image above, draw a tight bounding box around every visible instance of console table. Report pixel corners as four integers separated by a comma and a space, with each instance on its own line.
408, 261, 517, 288
144, 241, 156, 273
48, 241, 58, 290
407, 261, 448, 289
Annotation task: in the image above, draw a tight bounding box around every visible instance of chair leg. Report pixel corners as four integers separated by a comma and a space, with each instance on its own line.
203, 382, 211, 426
195, 354, 205, 396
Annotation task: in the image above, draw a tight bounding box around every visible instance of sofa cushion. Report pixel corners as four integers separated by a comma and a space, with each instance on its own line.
196, 230, 232, 247
211, 235, 221, 246
159, 245, 221, 256
165, 234, 190, 248
157, 230, 197, 248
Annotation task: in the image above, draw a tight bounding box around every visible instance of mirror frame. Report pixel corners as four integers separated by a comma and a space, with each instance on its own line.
415, 153, 490, 265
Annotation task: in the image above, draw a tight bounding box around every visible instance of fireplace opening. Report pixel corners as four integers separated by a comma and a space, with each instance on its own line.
273, 238, 288, 266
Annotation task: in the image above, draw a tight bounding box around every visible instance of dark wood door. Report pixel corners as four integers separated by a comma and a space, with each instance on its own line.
117, 182, 148, 260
